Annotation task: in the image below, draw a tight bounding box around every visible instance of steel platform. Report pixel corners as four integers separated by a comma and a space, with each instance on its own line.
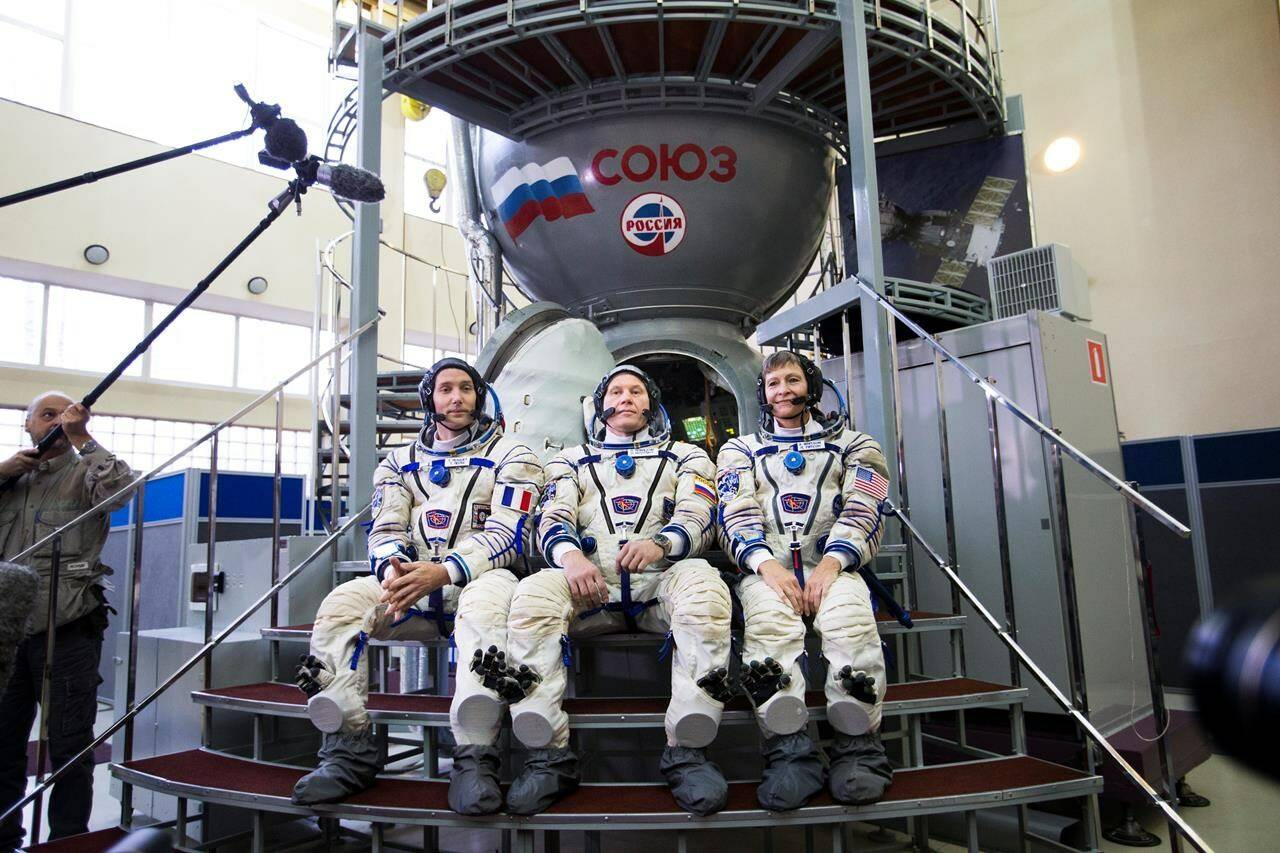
381, 0, 1004, 150
112, 748, 1099, 831
192, 676, 1026, 728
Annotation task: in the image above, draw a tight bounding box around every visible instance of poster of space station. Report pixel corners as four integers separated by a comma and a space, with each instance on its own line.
839, 133, 1033, 300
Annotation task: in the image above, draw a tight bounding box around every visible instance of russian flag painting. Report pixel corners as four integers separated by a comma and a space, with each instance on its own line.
491, 157, 595, 240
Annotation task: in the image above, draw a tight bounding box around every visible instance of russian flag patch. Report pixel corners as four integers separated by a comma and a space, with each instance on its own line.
692, 476, 717, 505
498, 484, 536, 513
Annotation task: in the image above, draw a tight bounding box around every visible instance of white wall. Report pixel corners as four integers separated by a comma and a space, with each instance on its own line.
1001, 0, 1280, 439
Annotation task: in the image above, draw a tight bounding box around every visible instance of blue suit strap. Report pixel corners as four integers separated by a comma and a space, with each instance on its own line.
349, 631, 370, 671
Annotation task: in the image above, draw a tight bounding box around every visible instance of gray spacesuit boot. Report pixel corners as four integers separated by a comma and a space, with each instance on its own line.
291, 729, 381, 805
660, 746, 729, 815
828, 731, 893, 804
505, 747, 580, 815
756, 732, 826, 811
448, 745, 504, 815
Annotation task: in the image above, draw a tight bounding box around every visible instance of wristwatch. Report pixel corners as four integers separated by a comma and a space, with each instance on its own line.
78, 439, 99, 455
650, 532, 673, 558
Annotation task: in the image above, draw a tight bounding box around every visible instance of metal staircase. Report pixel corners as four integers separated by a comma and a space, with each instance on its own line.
106, 552, 1092, 853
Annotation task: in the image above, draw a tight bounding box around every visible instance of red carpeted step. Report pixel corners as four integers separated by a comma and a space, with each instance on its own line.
23, 826, 129, 852
115, 749, 1095, 818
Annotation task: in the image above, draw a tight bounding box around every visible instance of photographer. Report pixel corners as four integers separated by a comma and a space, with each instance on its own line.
0, 392, 134, 850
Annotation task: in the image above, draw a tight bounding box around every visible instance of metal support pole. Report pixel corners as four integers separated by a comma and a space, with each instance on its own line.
986, 395, 1020, 687
270, 388, 284, 628
348, 30, 383, 553
1127, 494, 1181, 852
935, 353, 964, 675
838, 0, 898, 481
31, 536, 61, 843
122, 484, 146, 828
1178, 436, 1214, 616
203, 435, 219, 747
1048, 445, 1090, 716
840, 312, 854, 428
886, 307, 915, 586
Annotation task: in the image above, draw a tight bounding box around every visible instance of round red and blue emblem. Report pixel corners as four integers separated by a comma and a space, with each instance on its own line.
612, 495, 642, 514
620, 192, 686, 256
780, 493, 811, 514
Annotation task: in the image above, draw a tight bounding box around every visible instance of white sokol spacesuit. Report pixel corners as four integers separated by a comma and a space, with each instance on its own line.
291, 359, 543, 812
717, 353, 894, 809
502, 366, 733, 816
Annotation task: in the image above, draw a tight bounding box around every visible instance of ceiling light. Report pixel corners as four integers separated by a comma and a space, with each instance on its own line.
1044, 137, 1082, 173
246, 276, 268, 295
83, 244, 109, 265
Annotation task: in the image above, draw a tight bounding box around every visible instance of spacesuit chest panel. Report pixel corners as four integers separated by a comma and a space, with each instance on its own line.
576, 445, 674, 540
406, 445, 499, 556
755, 439, 841, 539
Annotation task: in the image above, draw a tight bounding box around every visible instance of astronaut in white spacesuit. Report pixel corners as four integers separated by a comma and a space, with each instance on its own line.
502, 365, 733, 816
716, 350, 894, 810
290, 358, 543, 814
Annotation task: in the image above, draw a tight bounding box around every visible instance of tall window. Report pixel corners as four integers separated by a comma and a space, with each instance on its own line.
404, 343, 468, 369
0, 406, 313, 478
0, 0, 341, 178
403, 104, 454, 223
0, 276, 314, 395
0, 1, 66, 113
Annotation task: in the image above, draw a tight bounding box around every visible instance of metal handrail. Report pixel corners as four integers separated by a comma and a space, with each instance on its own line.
888, 502, 1212, 853
0, 505, 372, 826
851, 274, 1191, 538
6, 316, 380, 564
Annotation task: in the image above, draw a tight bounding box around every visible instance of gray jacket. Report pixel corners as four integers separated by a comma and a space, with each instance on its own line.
0, 444, 135, 635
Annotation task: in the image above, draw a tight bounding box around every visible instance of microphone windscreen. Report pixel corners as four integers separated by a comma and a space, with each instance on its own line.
0, 562, 38, 695
264, 119, 308, 164
324, 163, 386, 203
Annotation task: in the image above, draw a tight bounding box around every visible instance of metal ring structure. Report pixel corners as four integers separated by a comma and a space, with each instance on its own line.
380, 0, 1004, 154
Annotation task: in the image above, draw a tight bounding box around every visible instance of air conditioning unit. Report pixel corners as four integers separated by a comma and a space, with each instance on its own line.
986, 243, 1091, 321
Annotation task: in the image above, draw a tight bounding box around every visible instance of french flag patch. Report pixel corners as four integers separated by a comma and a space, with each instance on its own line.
852, 466, 889, 502
491, 157, 595, 239
498, 484, 536, 513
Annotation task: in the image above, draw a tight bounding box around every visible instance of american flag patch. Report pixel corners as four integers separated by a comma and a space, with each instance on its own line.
498, 485, 536, 513
692, 476, 717, 505
852, 466, 889, 501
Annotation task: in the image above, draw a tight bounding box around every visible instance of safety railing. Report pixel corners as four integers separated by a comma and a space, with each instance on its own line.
851, 274, 1207, 853
0, 316, 380, 832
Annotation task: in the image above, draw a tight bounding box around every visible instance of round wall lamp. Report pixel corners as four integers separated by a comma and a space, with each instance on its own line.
83, 244, 110, 265
1044, 136, 1082, 173
246, 276, 269, 295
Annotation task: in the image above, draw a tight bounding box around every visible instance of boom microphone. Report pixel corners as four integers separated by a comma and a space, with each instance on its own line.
263, 118, 309, 165
296, 157, 385, 203
0, 562, 39, 695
